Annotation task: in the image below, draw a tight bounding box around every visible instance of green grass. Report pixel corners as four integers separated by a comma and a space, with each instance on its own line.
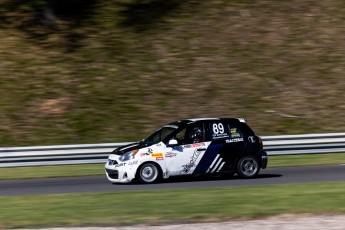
0, 182, 344, 228
269, 153, 345, 168
1, 153, 344, 180
0, 164, 105, 180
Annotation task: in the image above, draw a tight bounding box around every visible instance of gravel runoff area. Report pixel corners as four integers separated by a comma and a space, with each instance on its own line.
23, 215, 345, 230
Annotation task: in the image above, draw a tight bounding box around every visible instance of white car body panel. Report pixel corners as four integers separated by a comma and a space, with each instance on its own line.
165, 142, 210, 176
105, 141, 211, 183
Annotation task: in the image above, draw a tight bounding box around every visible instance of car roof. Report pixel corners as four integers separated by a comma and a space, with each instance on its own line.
187, 118, 245, 123
168, 118, 246, 125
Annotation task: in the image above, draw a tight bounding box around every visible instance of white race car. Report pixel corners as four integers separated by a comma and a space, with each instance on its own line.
105, 118, 267, 184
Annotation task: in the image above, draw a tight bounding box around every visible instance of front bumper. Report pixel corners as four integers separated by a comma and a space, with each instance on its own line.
105, 168, 119, 180
105, 167, 132, 183
105, 159, 138, 183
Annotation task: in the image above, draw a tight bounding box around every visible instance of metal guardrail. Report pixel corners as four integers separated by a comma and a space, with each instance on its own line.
1, 133, 345, 168
262, 133, 345, 155
0, 143, 132, 168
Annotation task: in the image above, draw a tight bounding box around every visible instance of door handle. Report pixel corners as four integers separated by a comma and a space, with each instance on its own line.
197, 148, 207, 151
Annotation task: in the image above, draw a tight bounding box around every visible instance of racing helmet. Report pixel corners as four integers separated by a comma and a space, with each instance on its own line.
190, 127, 203, 143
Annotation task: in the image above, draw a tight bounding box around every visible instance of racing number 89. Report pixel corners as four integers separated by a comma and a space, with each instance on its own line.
212, 123, 224, 134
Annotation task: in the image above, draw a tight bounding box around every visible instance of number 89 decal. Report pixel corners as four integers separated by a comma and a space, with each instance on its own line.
212, 123, 224, 134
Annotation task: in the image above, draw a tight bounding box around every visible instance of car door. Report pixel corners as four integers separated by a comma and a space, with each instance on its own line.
221, 122, 246, 171
164, 122, 210, 176
191, 121, 245, 175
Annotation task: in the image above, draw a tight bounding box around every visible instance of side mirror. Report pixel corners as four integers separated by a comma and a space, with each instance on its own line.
168, 139, 178, 146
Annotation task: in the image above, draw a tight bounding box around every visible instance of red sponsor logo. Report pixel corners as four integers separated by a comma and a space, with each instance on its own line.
156, 157, 164, 161
191, 143, 205, 148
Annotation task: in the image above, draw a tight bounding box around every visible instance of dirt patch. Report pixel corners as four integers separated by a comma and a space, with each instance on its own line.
23, 214, 345, 230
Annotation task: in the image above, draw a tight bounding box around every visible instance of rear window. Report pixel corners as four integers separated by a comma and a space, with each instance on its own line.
229, 126, 243, 138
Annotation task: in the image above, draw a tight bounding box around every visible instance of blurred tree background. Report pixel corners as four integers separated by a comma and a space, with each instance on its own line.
0, 0, 345, 146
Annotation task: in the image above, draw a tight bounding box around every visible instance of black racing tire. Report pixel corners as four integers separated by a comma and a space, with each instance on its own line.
237, 155, 260, 179
137, 162, 161, 184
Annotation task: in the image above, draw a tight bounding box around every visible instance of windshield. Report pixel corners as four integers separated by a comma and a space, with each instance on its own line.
143, 127, 177, 146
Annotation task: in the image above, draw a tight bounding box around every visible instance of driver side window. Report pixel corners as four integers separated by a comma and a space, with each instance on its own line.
172, 124, 204, 145
186, 124, 204, 144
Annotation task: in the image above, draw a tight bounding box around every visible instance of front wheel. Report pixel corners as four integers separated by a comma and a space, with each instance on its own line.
237, 156, 260, 179
138, 163, 161, 184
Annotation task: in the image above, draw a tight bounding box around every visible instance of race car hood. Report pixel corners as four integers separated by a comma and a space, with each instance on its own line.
112, 142, 144, 155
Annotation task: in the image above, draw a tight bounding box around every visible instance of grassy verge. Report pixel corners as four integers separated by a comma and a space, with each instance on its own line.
0, 164, 105, 180
0, 182, 344, 228
1, 153, 345, 180
269, 153, 345, 168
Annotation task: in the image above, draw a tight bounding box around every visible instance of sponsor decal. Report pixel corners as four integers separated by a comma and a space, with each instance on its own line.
184, 143, 205, 149
114, 163, 126, 167
181, 148, 202, 174
212, 133, 229, 139
156, 157, 164, 161
165, 152, 177, 158
231, 133, 241, 138
128, 160, 138, 166
191, 143, 205, 148
181, 162, 195, 173
140, 148, 153, 157
248, 136, 256, 143
230, 128, 241, 138
152, 153, 163, 157
225, 138, 244, 143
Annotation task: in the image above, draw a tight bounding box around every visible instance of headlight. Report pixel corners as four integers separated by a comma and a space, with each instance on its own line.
119, 150, 138, 162
107, 159, 118, 165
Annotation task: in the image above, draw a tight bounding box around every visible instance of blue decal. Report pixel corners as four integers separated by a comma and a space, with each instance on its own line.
172, 146, 184, 152
193, 144, 222, 175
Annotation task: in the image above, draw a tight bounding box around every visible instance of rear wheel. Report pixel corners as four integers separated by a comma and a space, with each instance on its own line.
237, 156, 260, 179
138, 162, 161, 184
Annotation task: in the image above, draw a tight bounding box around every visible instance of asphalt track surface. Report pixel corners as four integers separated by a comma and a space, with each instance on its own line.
0, 165, 344, 196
